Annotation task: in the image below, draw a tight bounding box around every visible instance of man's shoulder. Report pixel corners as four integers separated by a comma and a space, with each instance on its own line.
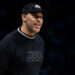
0, 29, 18, 55
0, 29, 18, 45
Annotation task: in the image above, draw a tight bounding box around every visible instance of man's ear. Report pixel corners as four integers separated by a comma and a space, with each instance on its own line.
21, 14, 26, 21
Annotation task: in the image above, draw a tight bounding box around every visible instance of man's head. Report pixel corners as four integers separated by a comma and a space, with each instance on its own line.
21, 3, 43, 35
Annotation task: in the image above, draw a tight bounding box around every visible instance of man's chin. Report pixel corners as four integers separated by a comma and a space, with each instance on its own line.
34, 29, 40, 33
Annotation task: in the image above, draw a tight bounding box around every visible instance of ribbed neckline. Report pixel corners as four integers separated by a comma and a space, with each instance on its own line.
17, 27, 36, 39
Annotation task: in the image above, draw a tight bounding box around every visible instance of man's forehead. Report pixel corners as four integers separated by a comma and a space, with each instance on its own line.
32, 13, 43, 17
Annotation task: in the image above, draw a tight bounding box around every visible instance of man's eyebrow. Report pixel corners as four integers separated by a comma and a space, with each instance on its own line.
34, 15, 43, 18
33, 15, 43, 17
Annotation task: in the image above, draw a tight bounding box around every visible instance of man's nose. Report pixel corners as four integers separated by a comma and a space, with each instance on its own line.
37, 18, 41, 23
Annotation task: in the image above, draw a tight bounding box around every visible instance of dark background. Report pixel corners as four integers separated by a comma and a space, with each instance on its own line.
0, 0, 74, 75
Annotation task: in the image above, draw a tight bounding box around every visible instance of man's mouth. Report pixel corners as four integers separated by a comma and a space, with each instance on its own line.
34, 24, 41, 29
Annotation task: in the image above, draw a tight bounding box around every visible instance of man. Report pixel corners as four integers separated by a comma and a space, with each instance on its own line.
0, 3, 44, 75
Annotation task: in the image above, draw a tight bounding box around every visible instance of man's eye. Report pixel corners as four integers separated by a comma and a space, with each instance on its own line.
35, 16, 39, 18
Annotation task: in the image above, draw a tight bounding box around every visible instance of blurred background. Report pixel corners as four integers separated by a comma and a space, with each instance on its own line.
0, 0, 74, 75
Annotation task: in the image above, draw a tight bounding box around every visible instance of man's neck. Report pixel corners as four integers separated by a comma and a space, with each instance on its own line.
21, 24, 35, 37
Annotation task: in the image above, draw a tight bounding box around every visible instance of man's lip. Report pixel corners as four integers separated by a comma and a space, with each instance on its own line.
34, 24, 41, 28
34, 24, 40, 26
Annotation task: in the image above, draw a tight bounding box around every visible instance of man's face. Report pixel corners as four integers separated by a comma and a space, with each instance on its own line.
23, 13, 43, 33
